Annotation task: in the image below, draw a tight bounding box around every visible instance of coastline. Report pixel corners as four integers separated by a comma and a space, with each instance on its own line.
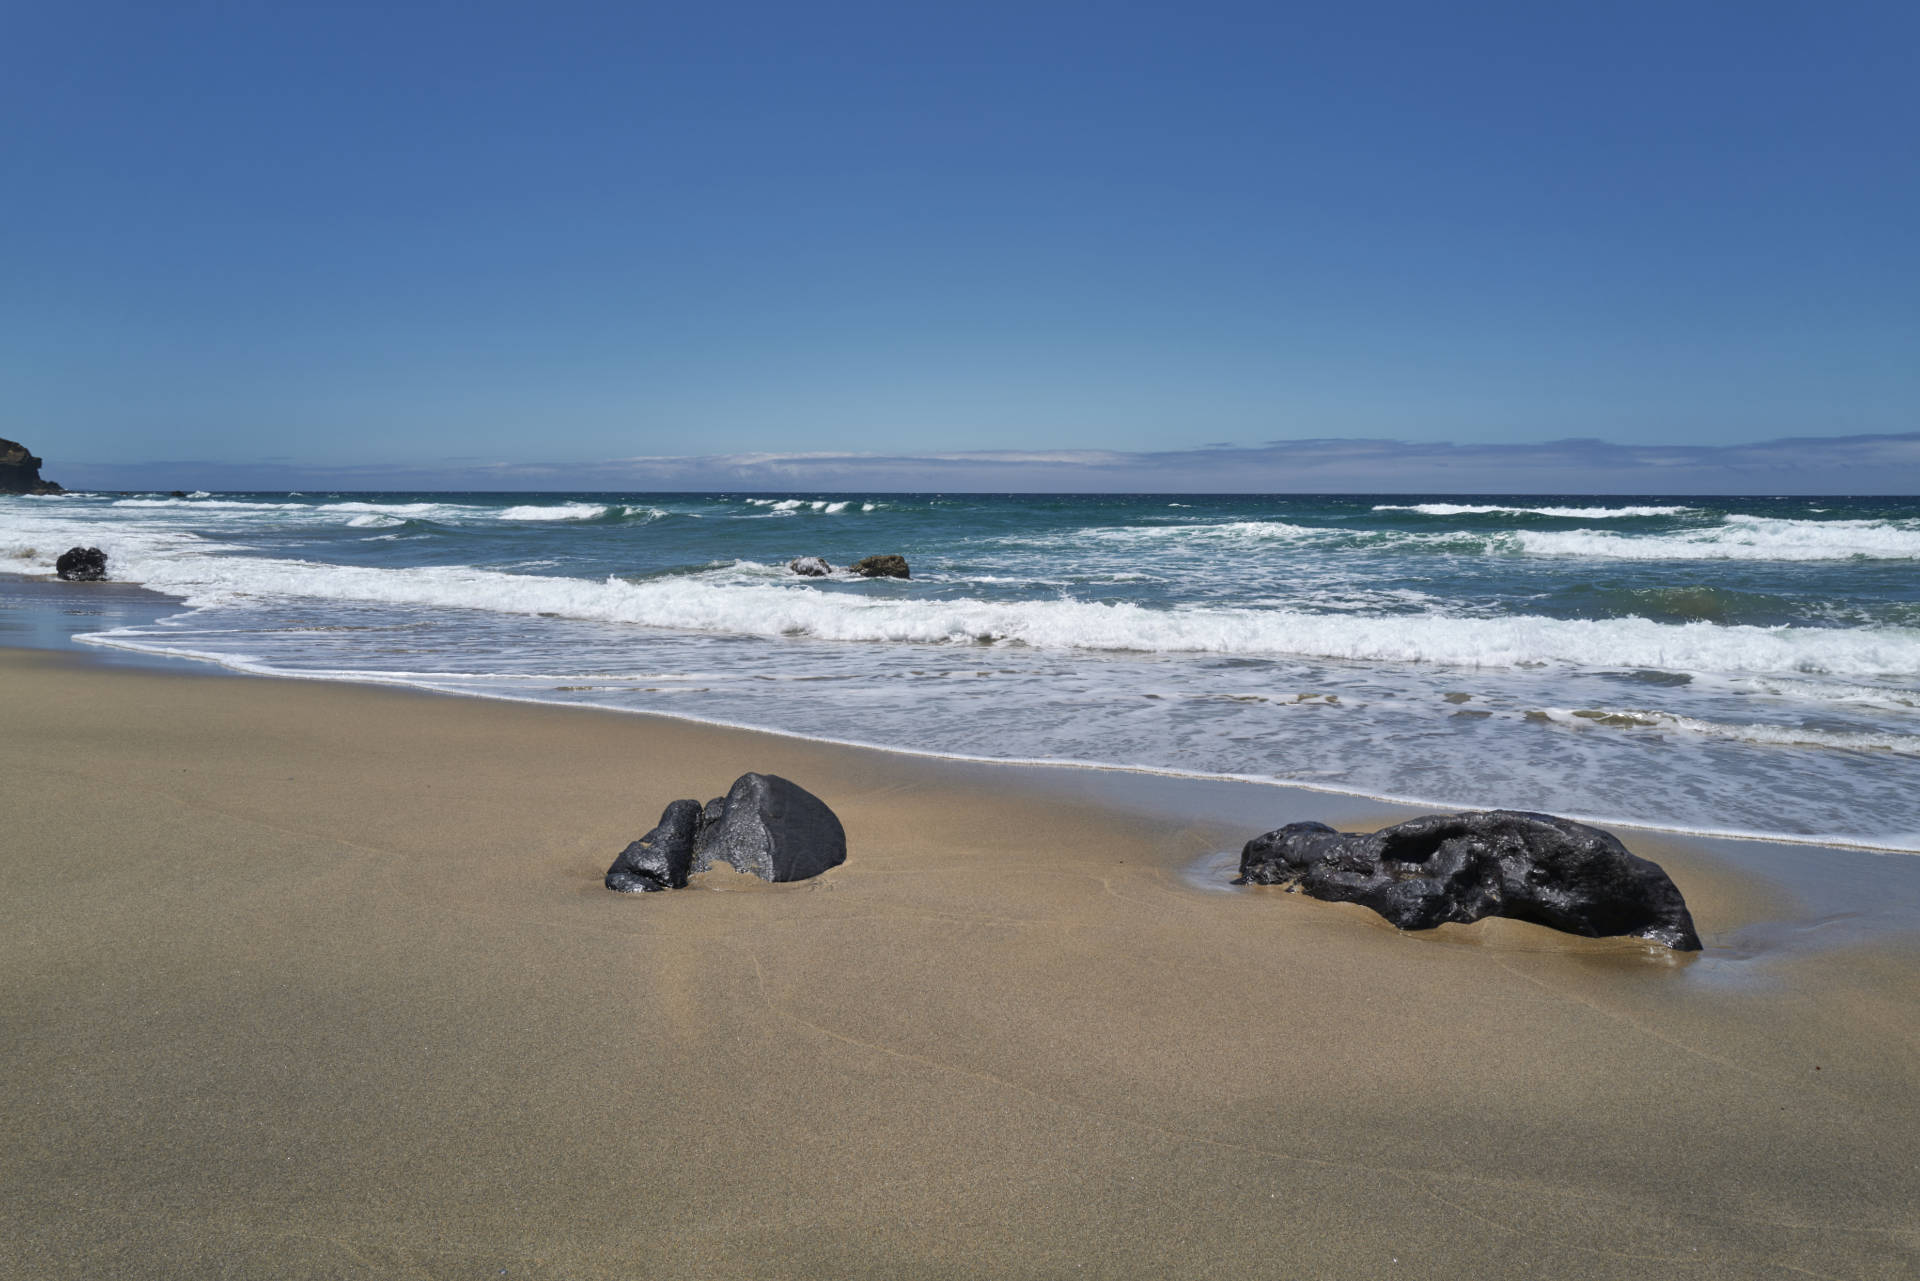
0, 572, 203, 671
12, 569, 1917, 858
4, 644, 1918, 1277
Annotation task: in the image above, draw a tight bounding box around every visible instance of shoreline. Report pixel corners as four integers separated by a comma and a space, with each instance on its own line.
5, 646, 1918, 1277
13, 569, 1919, 858
15, 638, 1920, 960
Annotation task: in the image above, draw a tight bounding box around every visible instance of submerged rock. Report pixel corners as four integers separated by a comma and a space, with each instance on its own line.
1238, 810, 1701, 950
851, 554, 910, 579
55, 547, 108, 581
606, 774, 846, 893
789, 556, 833, 577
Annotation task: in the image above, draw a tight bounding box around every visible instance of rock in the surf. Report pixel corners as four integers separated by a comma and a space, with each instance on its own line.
606, 774, 846, 892
605, 799, 703, 892
694, 773, 847, 882
1238, 810, 1701, 950
55, 546, 108, 581
789, 556, 833, 577
851, 554, 910, 579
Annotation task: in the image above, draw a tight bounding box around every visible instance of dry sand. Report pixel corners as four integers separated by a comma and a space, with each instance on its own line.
3, 648, 1916, 1279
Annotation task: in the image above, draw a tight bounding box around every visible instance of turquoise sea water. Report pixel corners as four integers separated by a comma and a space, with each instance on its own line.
6, 490, 1919, 849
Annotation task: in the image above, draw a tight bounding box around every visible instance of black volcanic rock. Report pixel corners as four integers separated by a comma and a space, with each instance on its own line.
693, 773, 847, 882
789, 556, 833, 576
55, 547, 108, 581
0, 438, 63, 495
851, 554, 909, 579
1238, 810, 1701, 950
605, 799, 704, 892
606, 774, 846, 893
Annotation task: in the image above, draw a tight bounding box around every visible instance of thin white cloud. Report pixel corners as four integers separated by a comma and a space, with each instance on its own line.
49, 431, 1920, 494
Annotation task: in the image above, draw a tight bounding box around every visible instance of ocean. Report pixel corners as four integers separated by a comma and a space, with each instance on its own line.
5, 490, 1919, 851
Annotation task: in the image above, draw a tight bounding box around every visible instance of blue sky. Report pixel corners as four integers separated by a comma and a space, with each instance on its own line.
5, 2, 1917, 490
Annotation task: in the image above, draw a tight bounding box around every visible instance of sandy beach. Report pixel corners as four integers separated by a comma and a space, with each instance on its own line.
4, 645, 1918, 1279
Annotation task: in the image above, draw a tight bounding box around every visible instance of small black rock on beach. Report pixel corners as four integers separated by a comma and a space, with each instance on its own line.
607, 772, 847, 893
1239, 809, 1701, 950
55, 547, 109, 581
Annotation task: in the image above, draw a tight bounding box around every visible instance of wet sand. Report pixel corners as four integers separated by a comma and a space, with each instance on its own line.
3, 647, 1917, 1279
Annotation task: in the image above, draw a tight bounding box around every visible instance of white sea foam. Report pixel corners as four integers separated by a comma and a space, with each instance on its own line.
113, 498, 308, 511
0, 508, 238, 570
107, 496, 659, 526
1721, 675, 1920, 710
1077, 512, 1920, 562
743, 498, 856, 514
111, 499, 472, 522
17, 488, 1920, 851
1084, 519, 1326, 544
78, 548, 1920, 679
497, 503, 610, 521
1537, 707, 1920, 755
314, 501, 469, 520
1517, 516, 1920, 561
1375, 503, 1694, 518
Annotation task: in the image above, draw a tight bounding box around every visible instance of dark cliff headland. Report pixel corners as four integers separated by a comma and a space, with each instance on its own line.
0, 438, 64, 495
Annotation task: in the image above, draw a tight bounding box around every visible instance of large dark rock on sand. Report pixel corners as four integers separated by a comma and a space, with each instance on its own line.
0, 437, 63, 495
55, 546, 108, 581
851, 554, 909, 579
1238, 810, 1701, 950
694, 773, 847, 882
789, 556, 832, 577
605, 799, 703, 892
606, 774, 846, 893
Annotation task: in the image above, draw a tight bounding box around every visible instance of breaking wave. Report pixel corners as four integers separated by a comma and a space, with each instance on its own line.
497, 503, 614, 521
91, 551, 1920, 679
1374, 503, 1695, 519
1517, 516, 1920, 561
743, 498, 855, 514
495, 503, 665, 522
13, 487, 1920, 849
1087, 514, 1920, 562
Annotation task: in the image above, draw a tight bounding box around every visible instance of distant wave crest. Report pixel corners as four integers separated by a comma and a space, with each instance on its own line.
1374, 503, 1695, 518
1517, 516, 1920, 561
